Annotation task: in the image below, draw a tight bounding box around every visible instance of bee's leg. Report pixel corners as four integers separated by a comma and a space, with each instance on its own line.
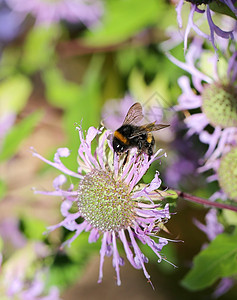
122, 150, 129, 167
147, 145, 153, 161
138, 140, 143, 150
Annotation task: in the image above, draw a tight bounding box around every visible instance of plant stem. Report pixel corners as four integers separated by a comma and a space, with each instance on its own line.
176, 191, 237, 212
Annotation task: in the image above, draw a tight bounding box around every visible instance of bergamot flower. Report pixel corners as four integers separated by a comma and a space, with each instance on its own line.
175, 0, 236, 51
166, 37, 237, 200
32, 125, 174, 287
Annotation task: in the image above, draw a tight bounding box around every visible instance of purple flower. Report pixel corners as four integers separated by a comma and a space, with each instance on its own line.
176, 0, 237, 51
166, 37, 237, 200
0, 0, 24, 43
0, 240, 61, 300
212, 277, 235, 298
6, 0, 103, 26
32, 125, 174, 287
194, 209, 224, 241
0, 217, 26, 248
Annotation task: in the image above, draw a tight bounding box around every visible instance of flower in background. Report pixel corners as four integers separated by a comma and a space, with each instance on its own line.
164, 120, 200, 189
194, 209, 234, 298
32, 125, 174, 287
166, 37, 237, 200
0, 218, 26, 249
102, 94, 173, 134
175, 0, 237, 51
0, 0, 24, 45
0, 249, 61, 300
0, 220, 61, 300
101, 95, 135, 131
6, 0, 103, 26
194, 209, 224, 242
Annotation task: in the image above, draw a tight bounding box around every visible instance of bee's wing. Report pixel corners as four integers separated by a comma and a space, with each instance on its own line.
130, 123, 170, 138
123, 102, 144, 125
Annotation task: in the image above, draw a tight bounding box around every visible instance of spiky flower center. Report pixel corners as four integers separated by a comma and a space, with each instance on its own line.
77, 169, 136, 232
202, 82, 237, 128
218, 148, 237, 201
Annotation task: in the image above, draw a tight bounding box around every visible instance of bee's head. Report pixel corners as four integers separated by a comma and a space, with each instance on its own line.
112, 137, 126, 154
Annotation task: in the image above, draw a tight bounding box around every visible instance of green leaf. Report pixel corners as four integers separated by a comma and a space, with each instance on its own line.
0, 48, 22, 79
67, 232, 100, 263
43, 68, 81, 109
47, 258, 80, 291
21, 25, 59, 73
0, 75, 32, 115
62, 55, 104, 172
223, 210, 237, 226
84, 0, 164, 45
0, 111, 43, 161
209, 1, 237, 20
182, 231, 237, 291
20, 216, 47, 241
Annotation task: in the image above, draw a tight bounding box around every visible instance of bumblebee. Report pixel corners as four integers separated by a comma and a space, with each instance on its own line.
112, 102, 169, 160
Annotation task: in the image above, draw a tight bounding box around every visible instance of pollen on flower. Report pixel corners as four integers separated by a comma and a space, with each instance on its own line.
202, 82, 237, 128
218, 147, 237, 201
78, 169, 136, 232
32, 125, 172, 286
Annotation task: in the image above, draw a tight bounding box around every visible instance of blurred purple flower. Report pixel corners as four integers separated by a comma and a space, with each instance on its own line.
102, 95, 135, 131
163, 114, 200, 189
0, 217, 26, 249
166, 37, 237, 200
102, 94, 172, 132
6, 0, 103, 26
212, 277, 235, 299
176, 0, 237, 51
0, 239, 61, 300
32, 125, 174, 287
164, 140, 199, 188
0, 113, 16, 150
194, 208, 224, 241
0, 0, 24, 44
6, 271, 61, 300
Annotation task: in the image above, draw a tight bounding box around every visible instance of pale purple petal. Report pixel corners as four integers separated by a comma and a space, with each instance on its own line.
128, 227, 151, 284
213, 277, 235, 299
194, 209, 224, 241
98, 231, 108, 284
88, 228, 100, 243
112, 231, 121, 286
31, 147, 83, 179
119, 230, 141, 269
53, 174, 67, 190
176, 0, 184, 28
185, 113, 209, 136
166, 52, 212, 84
176, 76, 202, 110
